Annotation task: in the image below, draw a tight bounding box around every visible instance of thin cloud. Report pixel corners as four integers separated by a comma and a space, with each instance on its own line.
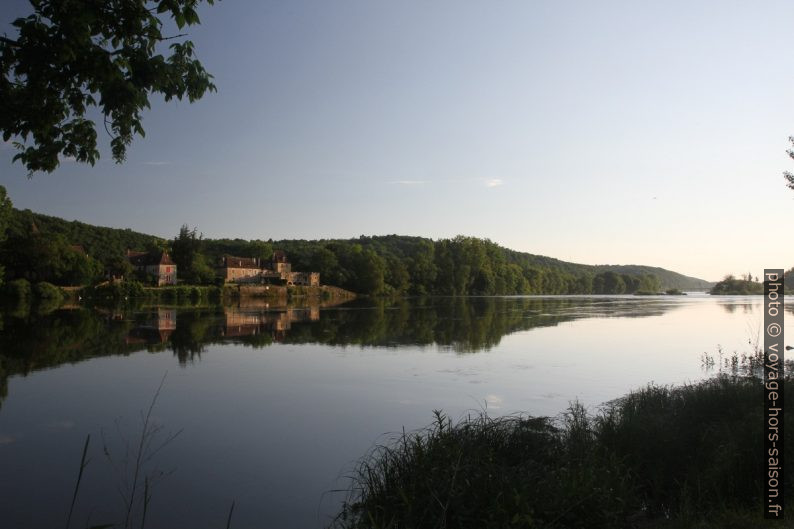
143, 161, 171, 166
484, 178, 503, 188
390, 180, 429, 185
485, 394, 503, 409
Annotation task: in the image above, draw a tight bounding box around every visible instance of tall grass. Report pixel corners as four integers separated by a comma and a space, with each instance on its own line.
65, 434, 91, 529
333, 375, 792, 529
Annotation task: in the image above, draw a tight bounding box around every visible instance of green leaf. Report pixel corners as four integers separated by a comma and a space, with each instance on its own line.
2, 0, 217, 175
185, 7, 200, 25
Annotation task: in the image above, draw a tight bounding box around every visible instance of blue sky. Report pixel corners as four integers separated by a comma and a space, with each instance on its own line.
2, 0, 793, 281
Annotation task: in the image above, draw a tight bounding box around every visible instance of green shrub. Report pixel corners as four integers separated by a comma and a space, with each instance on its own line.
88, 280, 147, 303
3, 278, 31, 302
189, 286, 201, 302
207, 286, 222, 303
33, 281, 64, 301
34, 296, 63, 315
159, 287, 177, 302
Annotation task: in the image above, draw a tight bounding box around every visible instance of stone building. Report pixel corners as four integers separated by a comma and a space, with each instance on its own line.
217, 252, 319, 286
218, 256, 280, 283
288, 271, 320, 286
126, 249, 177, 286
271, 250, 291, 275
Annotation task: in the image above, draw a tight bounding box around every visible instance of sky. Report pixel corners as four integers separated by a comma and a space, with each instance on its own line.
2, 0, 793, 282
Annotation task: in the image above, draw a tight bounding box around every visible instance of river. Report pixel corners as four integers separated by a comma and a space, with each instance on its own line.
0, 294, 791, 528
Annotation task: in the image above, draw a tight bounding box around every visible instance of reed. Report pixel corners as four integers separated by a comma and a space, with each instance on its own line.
334, 374, 792, 529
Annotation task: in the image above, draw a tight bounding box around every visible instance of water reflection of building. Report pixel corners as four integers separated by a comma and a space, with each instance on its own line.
222, 307, 320, 341
125, 308, 177, 345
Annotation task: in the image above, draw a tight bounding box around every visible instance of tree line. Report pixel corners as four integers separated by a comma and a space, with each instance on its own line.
0, 189, 665, 296
268, 235, 662, 296
104, 225, 668, 296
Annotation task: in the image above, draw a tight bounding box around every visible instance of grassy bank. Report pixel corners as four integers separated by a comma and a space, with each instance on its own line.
334, 375, 792, 529
73, 281, 356, 307
2, 277, 358, 309
78, 281, 227, 306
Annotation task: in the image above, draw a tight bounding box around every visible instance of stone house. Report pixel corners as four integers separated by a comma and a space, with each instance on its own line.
272, 250, 291, 275
218, 256, 282, 283
126, 249, 177, 286
218, 252, 319, 286
288, 271, 320, 286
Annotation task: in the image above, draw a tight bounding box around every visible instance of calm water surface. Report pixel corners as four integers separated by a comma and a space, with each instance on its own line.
0, 294, 792, 528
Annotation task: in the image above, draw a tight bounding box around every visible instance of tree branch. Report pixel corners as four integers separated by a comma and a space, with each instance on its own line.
106, 33, 187, 55
159, 33, 188, 41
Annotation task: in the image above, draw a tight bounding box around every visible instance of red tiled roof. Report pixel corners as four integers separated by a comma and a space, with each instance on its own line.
127, 250, 175, 267
159, 252, 175, 265
222, 256, 261, 269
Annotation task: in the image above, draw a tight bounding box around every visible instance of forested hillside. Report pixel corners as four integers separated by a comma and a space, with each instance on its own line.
1, 208, 165, 285
6, 208, 165, 263
269, 235, 671, 295
0, 206, 714, 295
591, 265, 712, 291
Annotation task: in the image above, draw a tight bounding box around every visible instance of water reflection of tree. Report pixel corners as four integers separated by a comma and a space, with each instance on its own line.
722, 302, 753, 315
292, 297, 672, 353
169, 308, 223, 365
720, 303, 737, 314
0, 297, 679, 407
0, 308, 134, 408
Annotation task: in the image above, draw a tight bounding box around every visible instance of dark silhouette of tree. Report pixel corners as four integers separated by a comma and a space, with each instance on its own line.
171, 224, 202, 282
1, 0, 217, 174
0, 186, 11, 287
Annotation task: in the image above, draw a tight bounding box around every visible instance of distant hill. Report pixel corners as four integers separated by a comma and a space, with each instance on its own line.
2, 208, 714, 293
502, 249, 713, 291
590, 265, 713, 291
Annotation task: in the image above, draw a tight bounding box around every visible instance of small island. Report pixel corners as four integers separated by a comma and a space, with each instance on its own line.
709, 271, 794, 295
709, 274, 765, 295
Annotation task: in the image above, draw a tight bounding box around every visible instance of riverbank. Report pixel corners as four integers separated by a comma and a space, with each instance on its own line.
233, 284, 357, 303
0, 278, 357, 311
334, 374, 792, 529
